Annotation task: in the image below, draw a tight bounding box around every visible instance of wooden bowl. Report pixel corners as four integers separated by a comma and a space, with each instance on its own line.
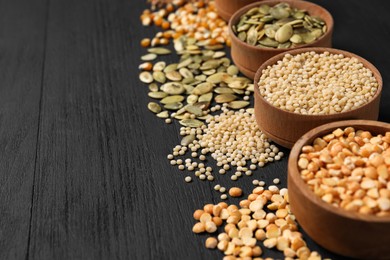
288, 120, 390, 259
228, 0, 334, 79
254, 47, 383, 149
215, 0, 259, 21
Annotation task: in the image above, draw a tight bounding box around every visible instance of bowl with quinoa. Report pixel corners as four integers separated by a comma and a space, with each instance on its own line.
228, 0, 334, 79
288, 120, 390, 259
253, 47, 382, 148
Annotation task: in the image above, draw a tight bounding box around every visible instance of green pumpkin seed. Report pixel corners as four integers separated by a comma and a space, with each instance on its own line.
183, 84, 195, 94
193, 101, 210, 110
153, 71, 166, 83
181, 134, 196, 146
202, 69, 217, 76
290, 34, 302, 44
275, 24, 293, 43
148, 47, 171, 55
206, 72, 230, 84
198, 92, 213, 103
141, 53, 157, 61
214, 87, 235, 94
213, 51, 225, 59
148, 102, 162, 113
139, 71, 154, 83
229, 80, 248, 90
156, 111, 169, 118
247, 26, 258, 45
179, 68, 194, 79
177, 58, 192, 69
164, 102, 183, 110
215, 94, 237, 103
227, 101, 250, 109
153, 61, 166, 71
148, 91, 168, 99
179, 119, 204, 128
226, 65, 238, 76
185, 105, 203, 116
160, 95, 185, 104
161, 82, 185, 95
164, 63, 178, 73
166, 71, 182, 81
148, 83, 159, 92
192, 82, 214, 95
187, 94, 198, 104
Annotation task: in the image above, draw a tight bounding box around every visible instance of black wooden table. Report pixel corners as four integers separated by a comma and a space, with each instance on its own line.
0, 0, 389, 259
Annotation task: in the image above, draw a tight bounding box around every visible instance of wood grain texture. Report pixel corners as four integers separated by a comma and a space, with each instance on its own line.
0, 0, 47, 259
0, 0, 388, 259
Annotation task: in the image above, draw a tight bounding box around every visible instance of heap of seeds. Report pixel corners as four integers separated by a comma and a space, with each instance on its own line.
141, 0, 229, 47
167, 107, 283, 186
299, 127, 390, 216
141, 36, 254, 124
258, 51, 379, 115
232, 3, 326, 49
192, 187, 322, 259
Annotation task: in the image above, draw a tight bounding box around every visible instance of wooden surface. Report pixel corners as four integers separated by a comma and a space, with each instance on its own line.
0, 0, 389, 259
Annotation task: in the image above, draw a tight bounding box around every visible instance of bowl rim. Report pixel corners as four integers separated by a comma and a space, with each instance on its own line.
288, 119, 390, 223
228, 0, 334, 52
253, 47, 383, 118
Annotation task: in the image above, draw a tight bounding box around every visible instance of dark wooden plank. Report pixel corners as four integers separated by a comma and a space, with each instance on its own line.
28, 0, 216, 259
0, 0, 48, 259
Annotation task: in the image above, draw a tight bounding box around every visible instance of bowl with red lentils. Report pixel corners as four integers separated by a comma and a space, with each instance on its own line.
288, 120, 390, 259
254, 47, 383, 148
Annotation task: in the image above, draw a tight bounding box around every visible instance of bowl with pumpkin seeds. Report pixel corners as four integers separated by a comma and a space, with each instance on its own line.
228, 0, 334, 79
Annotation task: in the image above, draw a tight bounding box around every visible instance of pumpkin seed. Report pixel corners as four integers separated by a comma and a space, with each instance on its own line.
161, 82, 185, 95
148, 91, 168, 99
215, 94, 237, 103
193, 101, 210, 110
275, 24, 293, 43
156, 111, 169, 118
192, 82, 214, 95
164, 102, 183, 110
141, 53, 157, 61
214, 87, 235, 94
164, 63, 178, 73
206, 72, 229, 84
187, 94, 198, 104
247, 26, 258, 45
177, 58, 192, 69
139, 71, 154, 83
153, 71, 166, 83
179, 68, 194, 79
212, 51, 225, 59
148, 83, 159, 92
166, 71, 182, 81
153, 61, 166, 71
227, 65, 239, 76
160, 95, 185, 104
198, 92, 213, 103
183, 84, 195, 94
290, 34, 302, 44
185, 105, 203, 116
179, 119, 204, 128
181, 134, 196, 146
148, 47, 171, 55
148, 102, 162, 113
227, 101, 250, 109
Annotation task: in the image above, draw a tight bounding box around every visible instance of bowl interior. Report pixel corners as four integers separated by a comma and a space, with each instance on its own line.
228, 0, 334, 52
253, 47, 383, 120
